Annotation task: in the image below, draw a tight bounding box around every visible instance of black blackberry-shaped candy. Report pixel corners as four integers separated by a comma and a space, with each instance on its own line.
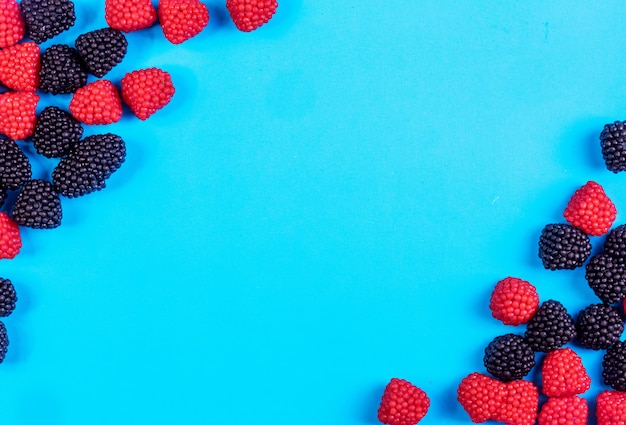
585, 254, 626, 304
32, 106, 83, 158
0, 321, 8, 363
12, 180, 62, 229
20, 0, 76, 44
483, 333, 535, 382
39, 44, 88, 95
603, 341, 626, 391
524, 300, 576, 352
52, 133, 126, 198
75, 28, 128, 78
0, 136, 31, 190
0, 188, 7, 210
575, 303, 623, 350
0, 279, 17, 318
600, 121, 626, 173
538, 223, 592, 270
605, 224, 626, 260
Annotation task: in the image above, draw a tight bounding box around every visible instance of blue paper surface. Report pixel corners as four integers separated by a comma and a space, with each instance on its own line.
2, 1, 626, 424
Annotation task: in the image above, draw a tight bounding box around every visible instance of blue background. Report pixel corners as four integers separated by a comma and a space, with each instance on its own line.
2, 1, 626, 424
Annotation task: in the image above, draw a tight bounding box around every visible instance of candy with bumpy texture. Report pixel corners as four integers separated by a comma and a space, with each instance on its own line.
0, 278, 17, 317
538, 396, 587, 425
20, 0, 76, 44
597, 391, 626, 425
483, 334, 535, 382
541, 348, 591, 397
0, 42, 40, 92
121, 67, 175, 120
378, 378, 429, 425
538, 223, 591, 270
69, 80, 123, 125
158, 0, 209, 44
524, 300, 575, 353
39, 44, 88, 95
493, 379, 539, 425
0, 321, 8, 362
600, 121, 626, 173
602, 342, 626, 391
489, 277, 539, 325
575, 304, 623, 350
32, 106, 83, 158
0, 213, 21, 260
52, 133, 126, 198
0, 0, 25, 48
105, 0, 157, 32
12, 179, 62, 229
75, 28, 128, 78
0, 136, 31, 190
0, 92, 39, 140
604, 224, 626, 260
457, 373, 538, 425
457, 373, 503, 423
585, 254, 626, 304
564, 181, 616, 236
226, 0, 278, 32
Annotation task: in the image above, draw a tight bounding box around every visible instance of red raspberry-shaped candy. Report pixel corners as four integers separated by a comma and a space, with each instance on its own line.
458, 373, 538, 425
226, 0, 278, 32
541, 348, 591, 397
121, 67, 175, 120
378, 378, 430, 425
457, 372, 504, 423
0, 92, 39, 140
564, 181, 616, 236
597, 391, 626, 425
0, 0, 25, 48
538, 396, 588, 425
494, 379, 539, 425
0, 42, 40, 92
157, 0, 209, 44
69, 80, 123, 125
105, 0, 157, 32
489, 277, 539, 325
0, 212, 21, 259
